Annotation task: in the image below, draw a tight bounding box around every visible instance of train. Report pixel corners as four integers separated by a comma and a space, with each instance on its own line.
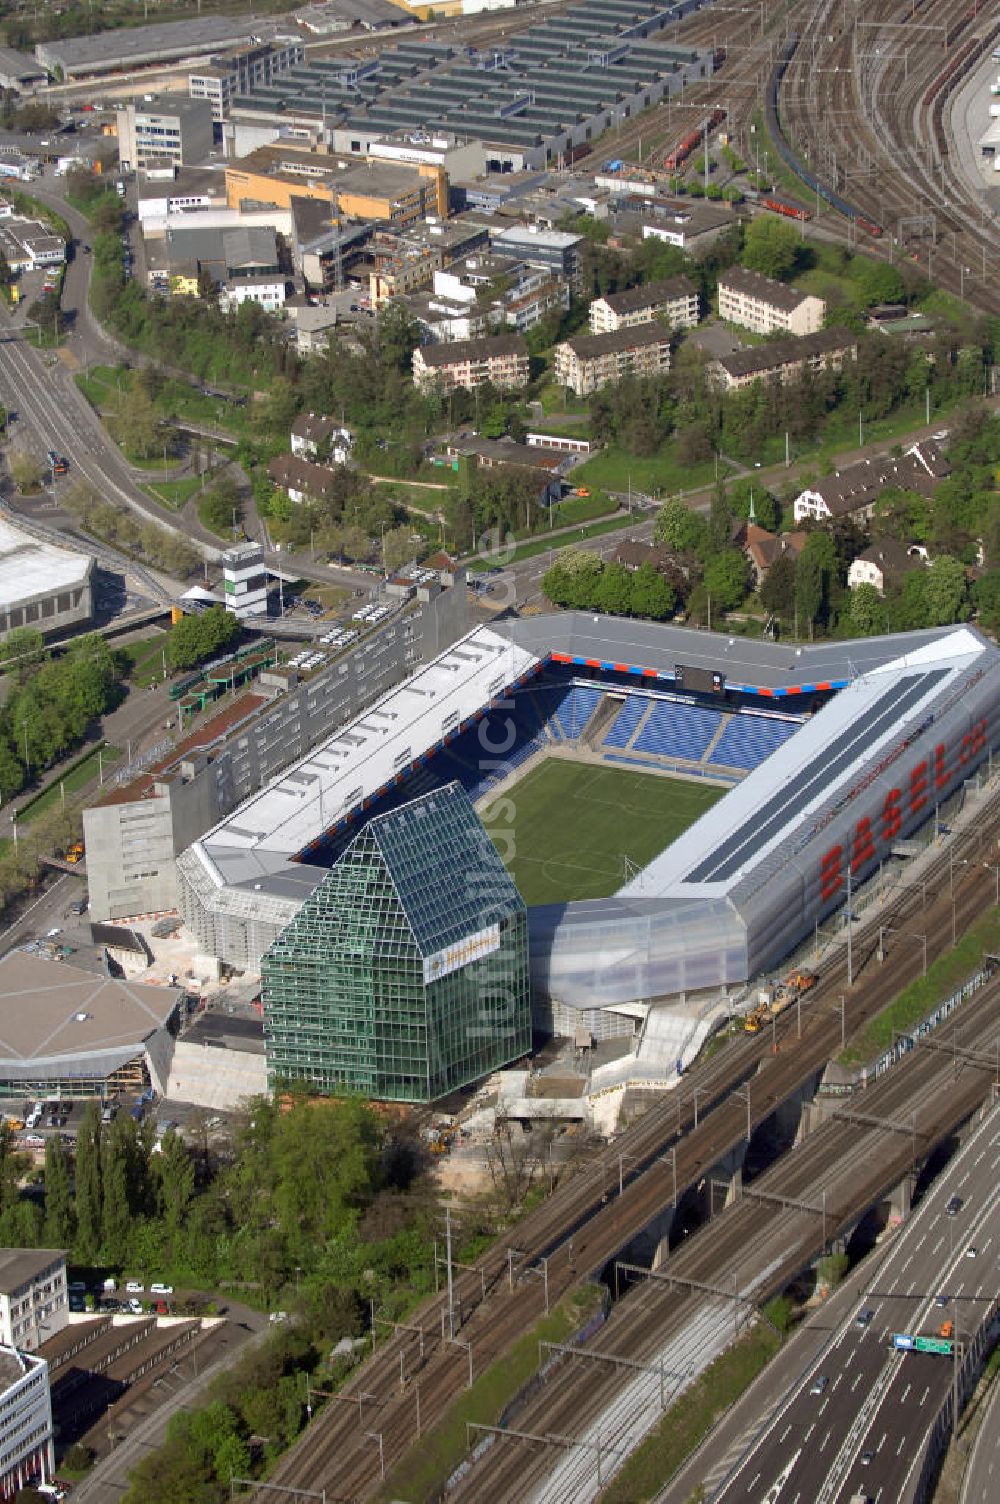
663, 107, 727, 172
746, 187, 812, 222
766, 34, 884, 238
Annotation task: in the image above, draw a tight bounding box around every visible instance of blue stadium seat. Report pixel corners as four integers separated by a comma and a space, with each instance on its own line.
560, 685, 603, 738
633, 701, 722, 763
709, 716, 801, 772
603, 696, 650, 750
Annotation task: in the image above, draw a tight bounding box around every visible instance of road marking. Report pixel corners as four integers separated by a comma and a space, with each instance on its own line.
803, 1424, 815, 1444
920, 1386, 930, 1405
818, 1429, 831, 1452
901, 1384, 911, 1403
779, 1424, 792, 1443
852, 1373, 863, 1393
877, 1432, 887, 1452
898, 1435, 907, 1455
832, 1374, 844, 1391
746, 1472, 760, 1492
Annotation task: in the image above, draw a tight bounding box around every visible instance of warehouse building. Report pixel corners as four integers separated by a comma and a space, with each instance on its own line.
0, 48, 46, 92
36, 17, 291, 81
262, 783, 530, 1102
0, 952, 180, 1101
0, 519, 92, 640
189, 38, 303, 122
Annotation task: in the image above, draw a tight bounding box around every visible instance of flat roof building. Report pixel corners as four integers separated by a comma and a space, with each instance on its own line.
189, 38, 303, 123
262, 781, 530, 1102
0, 48, 45, 91
0, 1252, 67, 1354
0, 1346, 54, 1495
116, 96, 215, 172
0, 519, 92, 641
37, 18, 289, 80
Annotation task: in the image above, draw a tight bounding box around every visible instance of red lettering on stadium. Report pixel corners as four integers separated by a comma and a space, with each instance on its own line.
818, 721, 988, 897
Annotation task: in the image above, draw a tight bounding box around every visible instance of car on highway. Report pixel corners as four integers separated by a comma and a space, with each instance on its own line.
966, 1246, 978, 1259
859, 1450, 874, 1467
946, 1194, 963, 1216
935, 1293, 949, 1307
855, 1308, 874, 1327
809, 1375, 829, 1395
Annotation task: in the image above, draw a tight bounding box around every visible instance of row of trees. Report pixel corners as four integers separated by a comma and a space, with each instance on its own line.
0, 634, 121, 798
543, 552, 676, 619
62, 481, 200, 577
167, 605, 241, 672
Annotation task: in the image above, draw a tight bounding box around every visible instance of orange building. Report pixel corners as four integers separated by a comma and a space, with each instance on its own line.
225, 148, 447, 224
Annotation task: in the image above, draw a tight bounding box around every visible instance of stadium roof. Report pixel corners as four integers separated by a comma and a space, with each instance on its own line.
624, 630, 983, 901
497, 613, 969, 696
193, 627, 539, 889
0, 518, 91, 604
0, 953, 179, 1079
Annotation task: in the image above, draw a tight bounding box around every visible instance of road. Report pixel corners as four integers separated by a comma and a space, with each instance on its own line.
961, 1365, 1000, 1504
711, 1107, 1000, 1504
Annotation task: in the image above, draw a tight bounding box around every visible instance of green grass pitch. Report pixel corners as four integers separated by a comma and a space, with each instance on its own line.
484, 758, 726, 906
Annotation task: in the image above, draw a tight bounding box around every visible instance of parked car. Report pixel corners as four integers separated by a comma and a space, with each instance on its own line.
150, 1282, 173, 1295
125, 1280, 143, 1294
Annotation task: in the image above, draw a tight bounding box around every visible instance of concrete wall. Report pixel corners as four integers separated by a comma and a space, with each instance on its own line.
0, 565, 92, 639
165, 1038, 267, 1108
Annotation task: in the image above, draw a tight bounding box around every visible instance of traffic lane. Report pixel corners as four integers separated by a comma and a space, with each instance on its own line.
714, 1326, 891, 1500
840, 1350, 952, 1503
961, 1366, 1000, 1504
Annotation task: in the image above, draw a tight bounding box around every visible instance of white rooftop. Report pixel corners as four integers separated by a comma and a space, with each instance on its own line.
196, 626, 540, 887
0, 518, 90, 603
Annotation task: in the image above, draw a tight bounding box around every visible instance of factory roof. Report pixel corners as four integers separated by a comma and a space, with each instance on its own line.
0, 952, 179, 1076
0, 47, 45, 83
0, 518, 91, 604
36, 17, 279, 73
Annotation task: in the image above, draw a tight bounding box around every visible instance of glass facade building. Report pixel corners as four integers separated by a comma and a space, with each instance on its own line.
261, 783, 531, 1102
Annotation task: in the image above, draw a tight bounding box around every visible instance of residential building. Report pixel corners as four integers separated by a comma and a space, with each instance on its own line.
718, 266, 826, 337
734, 522, 807, 587
368, 220, 488, 308
116, 96, 215, 172
707, 329, 858, 391
219, 273, 287, 312
156, 223, 280, 295
793, 442, 951, 524
261, 783, 531, 1103
0, 1347, 54, 1495
848, 540, 926, 594
290, 412, 352, 461
0, 1252, 67, 1354
0, 214, 64, 272
589, 274, 699, 335
267, 454, 340, 506
502, 277, 569, 333
222, 542, 268, 619
285, 302, 342, 353
613, 540, 677, 575
491, 224, 583, 290
412, 333, 529, 392
554, 323, 672, 398
189, 39, 302, 122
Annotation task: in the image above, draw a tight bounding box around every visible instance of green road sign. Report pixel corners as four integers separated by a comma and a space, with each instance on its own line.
914, 1336, 952, 1355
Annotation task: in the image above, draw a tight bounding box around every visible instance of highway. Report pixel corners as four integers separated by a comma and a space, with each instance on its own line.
712, 1105, 1000, 1504
960, 1366, 1000, 1504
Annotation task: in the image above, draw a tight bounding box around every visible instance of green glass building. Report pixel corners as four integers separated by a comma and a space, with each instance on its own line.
261, 783, 531, 1102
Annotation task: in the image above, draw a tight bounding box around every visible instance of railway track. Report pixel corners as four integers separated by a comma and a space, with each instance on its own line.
447, 989, 1000, 1501
263, 779, 1000, 1501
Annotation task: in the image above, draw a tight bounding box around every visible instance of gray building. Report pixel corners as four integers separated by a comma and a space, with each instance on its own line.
189, 38, 303, 123
0, 519, 92, 640
491, 225, 583, 289
36, 17, 283, 81
0, 48, 46, 91
116, 96, 215, 172
85, 580, 467, 926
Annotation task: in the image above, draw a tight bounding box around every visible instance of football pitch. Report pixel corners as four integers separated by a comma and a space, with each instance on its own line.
485, 758, 726, 906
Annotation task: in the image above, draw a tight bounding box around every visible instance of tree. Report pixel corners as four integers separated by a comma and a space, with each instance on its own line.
923, 555, 969, 626
382, 524, 415, 574
854, 260, 905, 307
973, 568, 1000, 634
43, 1136, 75, 1247
730, 479, 779, 532
849, 582, 886, 636
741, 217, 800, 280
703, 550, 750, 612
74, 1103, 102, 1263
8, 449, 45, 493
794, 550, 824, 636
629, 563, 675, 620
166, 606, 240, 671
199, 478, 243, 537
596, 562, 634, 615
760, 552, 796, 615
114, 387, 165, 461
654, 498, 708, 556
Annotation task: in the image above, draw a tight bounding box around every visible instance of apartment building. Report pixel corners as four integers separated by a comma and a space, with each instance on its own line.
588, 274, 699, 335
707, 328, 858, 391
718, 266, 826, 336
0, 1251, 67, 1354
189, 38, 303, 122
412, 334, 529, 393
554, 323, 672, 398
116, 96, 214, 171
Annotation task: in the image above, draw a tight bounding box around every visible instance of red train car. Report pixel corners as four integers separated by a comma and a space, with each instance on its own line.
663, 108, 727, 172
761, 196, 811, 222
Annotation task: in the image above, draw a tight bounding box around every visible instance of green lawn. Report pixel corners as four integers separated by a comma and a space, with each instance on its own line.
117, 632, 169, 687
143, 474, 208, 511
486, 759, 724, 904
572, 442, 718, 498
18, 744, 122, 824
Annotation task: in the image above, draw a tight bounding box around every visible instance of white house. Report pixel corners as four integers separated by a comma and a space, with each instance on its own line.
847, 540, 926, 595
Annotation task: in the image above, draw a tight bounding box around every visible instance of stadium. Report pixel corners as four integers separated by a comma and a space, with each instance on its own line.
176, 616, 1000, 1101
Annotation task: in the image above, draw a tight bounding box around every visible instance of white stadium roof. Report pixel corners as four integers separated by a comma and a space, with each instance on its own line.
195, 626, 539, 889
0, 518, 90, 604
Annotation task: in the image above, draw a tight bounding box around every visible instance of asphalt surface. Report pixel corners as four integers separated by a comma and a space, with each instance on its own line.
960, 1366, 1000, 1504
711, 1106, 1000, 1504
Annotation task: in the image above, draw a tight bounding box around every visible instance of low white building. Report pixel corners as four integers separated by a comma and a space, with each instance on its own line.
847, 540, 926, 595
0, 1251, 67, 1354
0, 518, 92, 640
219, 274, 287, 312
0, 1346, 54, 1495
290, 413, 351, 463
